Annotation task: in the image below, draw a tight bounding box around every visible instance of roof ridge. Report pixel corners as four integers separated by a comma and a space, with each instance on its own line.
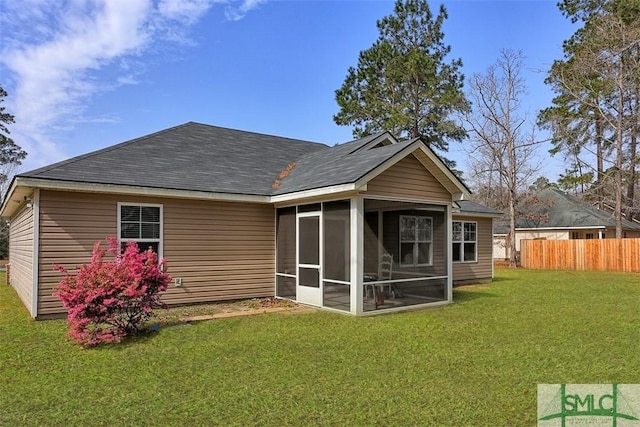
191, 121, 325, 147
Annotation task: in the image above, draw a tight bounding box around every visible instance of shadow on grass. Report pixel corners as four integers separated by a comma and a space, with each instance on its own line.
486, 275, 512, 283
452, 288, 498, 304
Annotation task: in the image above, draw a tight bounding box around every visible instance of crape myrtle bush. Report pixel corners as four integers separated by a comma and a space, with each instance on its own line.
53, 237, 172, 346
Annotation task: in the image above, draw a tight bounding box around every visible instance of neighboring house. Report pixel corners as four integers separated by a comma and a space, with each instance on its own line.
592, 201, 640, 225
493, 187, 640, 259
2, 122, 501, 318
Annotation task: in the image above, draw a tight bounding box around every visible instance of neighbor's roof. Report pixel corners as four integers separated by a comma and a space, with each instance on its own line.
494, 187, 640, 233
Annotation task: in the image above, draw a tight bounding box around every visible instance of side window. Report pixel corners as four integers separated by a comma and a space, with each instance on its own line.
452, 221, 477, 262
118, 203, 163, 257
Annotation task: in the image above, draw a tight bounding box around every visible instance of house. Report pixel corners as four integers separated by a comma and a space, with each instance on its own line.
2, 122, 501, 318
493, 187, 640, 259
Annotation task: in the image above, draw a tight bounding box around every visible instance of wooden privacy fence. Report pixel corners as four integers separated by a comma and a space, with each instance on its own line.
520, 238, 640, 272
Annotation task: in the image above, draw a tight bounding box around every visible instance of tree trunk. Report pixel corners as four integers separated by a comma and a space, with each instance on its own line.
508, 192, 517, 268
595, 110, 605, 210
627, 130, 637, 222
625, 87, 638, 222
615, 69, 624, 238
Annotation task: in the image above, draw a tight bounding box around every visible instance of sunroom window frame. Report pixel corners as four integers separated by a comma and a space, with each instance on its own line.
452, 220, 477, 263
399, 214, 433, 267
117, 202, 163, 259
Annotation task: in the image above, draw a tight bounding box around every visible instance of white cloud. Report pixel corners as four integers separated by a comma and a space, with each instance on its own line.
4, 1, 151, 131
224, 0, 266, 21
0, 0, 232, 170
158, 0, 211, 24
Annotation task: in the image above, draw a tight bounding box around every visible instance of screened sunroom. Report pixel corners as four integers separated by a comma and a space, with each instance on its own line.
275, 197, 451, 315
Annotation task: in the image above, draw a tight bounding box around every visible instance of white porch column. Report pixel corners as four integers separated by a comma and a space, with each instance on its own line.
598, 230, 603, 239
446, 203, 453, 303
350, 196, 364, 315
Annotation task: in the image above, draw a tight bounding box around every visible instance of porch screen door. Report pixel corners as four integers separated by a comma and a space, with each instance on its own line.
297, 213, 322, 306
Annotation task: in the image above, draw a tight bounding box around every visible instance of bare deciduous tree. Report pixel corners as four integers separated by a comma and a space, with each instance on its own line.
463, 49, 543, 267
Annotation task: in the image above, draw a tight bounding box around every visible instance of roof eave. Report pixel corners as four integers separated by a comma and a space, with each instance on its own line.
270, 183, 361, 204
1, 177, 30, 217
514, 225, 608, 231
1, 177, 271, 217
453, 211, 503, 218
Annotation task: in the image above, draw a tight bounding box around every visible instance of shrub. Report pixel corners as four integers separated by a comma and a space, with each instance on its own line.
53, 238, 172, 346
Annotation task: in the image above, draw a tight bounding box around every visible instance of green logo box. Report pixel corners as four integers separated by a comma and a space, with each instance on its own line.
538, 384, 640, 427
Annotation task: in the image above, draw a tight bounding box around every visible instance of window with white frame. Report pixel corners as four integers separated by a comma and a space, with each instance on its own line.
452, 221, 477, 262
118, 203, 162, 256
400, 215, 432, 266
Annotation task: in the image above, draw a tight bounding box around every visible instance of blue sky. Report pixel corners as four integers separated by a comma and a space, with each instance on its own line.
0, 0, 577, 181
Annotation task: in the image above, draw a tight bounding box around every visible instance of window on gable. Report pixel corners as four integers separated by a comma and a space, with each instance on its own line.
452, 221, 477, 262
119, 204, 162, 256
400, 215, 432, 266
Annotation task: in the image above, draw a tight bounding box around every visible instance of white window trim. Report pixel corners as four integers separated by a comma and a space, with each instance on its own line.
452, 220, 477, 263
117, 202, 163, 260
399, 215, 433, 267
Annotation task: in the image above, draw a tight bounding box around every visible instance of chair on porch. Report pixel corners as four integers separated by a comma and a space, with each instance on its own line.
364, 253, 394, 308
378, 253, 392, 281
381, 252, 404, 299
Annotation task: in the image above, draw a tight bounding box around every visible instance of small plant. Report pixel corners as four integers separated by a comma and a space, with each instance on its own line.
53, 237, 171, 346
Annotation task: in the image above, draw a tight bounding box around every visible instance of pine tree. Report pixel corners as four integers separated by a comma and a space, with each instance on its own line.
334, 0, 468, 168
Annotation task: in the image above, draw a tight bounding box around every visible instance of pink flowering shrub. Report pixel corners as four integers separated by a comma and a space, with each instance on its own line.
53, 237, 172, 346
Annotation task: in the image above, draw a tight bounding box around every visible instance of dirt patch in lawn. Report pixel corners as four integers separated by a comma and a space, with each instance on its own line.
153, 297, 315, 324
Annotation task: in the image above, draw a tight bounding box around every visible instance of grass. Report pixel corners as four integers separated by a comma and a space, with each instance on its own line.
1, 268, 638, 426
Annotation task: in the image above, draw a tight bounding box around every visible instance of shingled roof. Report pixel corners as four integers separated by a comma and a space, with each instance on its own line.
274, 137, 414, 195
494, 187, 640, 233
454, 200, 503, 216
6, 122, 473, 210
19, 122, 328, 196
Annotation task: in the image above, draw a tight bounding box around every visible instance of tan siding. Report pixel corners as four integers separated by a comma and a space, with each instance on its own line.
38, 190, 275, 316
364, 154, 452, 202
8, 202, 35, 314
452, 216, 493, 283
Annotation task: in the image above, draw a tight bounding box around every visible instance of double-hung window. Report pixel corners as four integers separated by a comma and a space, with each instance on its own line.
399, 215, 432, 266
452, 221, 476, 262
118, 203, 163, 256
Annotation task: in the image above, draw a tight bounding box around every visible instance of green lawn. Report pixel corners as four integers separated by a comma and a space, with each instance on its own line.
1, 269, 638, 426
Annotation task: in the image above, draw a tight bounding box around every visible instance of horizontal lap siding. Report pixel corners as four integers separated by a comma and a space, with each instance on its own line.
38, 190, 275, 316
163, 201, 275, 304
38, 192, 119, 315
364, 154, 452, 203
452, 216, 493, 283
9, 202, 34, 314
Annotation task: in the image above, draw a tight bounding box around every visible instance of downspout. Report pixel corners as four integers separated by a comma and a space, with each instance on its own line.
31, 189, 40, 318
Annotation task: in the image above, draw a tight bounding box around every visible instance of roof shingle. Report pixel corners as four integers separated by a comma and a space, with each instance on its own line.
21, 122, 328, 196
